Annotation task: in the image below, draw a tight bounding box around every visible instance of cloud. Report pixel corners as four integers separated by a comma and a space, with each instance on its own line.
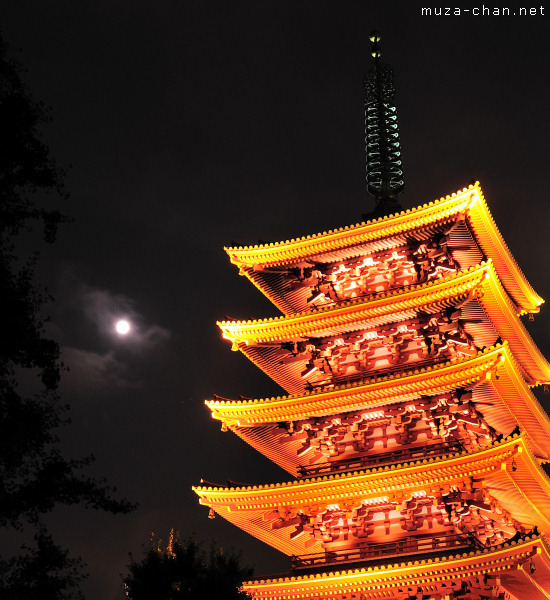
76, 284, 171, 351
49, 274, 172, 395
59, 346, 138, 394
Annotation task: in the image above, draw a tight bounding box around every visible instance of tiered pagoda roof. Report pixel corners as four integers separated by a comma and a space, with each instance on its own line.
193, 180, 550, 597
225, 184, 542, 316
241, 532, 550, 600
218, 260, 550, 392
195, 432, 550, 557
194, 33, 550, 599
206, 344, 550, 473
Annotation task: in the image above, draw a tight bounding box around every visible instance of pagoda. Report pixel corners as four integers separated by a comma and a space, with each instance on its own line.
193, 33, 550, 599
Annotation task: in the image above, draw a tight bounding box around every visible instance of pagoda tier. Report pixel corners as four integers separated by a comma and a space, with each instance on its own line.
195, 181, 550, 598
219, 261, 550, 393
193, 433, 550, 558
242, 532, 550, 600
207, 344, 550, 476
225, 183, 543, 316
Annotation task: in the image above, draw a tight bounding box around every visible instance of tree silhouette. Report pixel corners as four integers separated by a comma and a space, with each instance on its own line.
0, 31, 134, 598
123, 531, 253, 600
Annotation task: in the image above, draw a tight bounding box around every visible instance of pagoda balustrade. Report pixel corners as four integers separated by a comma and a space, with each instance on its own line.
290, 531, 483, 570
297, 440, 463, 477
304, 354, 458, 390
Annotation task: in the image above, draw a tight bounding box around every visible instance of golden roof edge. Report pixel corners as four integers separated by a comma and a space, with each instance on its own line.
224, 182, 543, 313
242, 532, 548, 588
193, 430, 523, 494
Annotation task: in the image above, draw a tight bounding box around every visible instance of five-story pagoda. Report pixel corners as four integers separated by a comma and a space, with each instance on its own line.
193, 33, 550, 599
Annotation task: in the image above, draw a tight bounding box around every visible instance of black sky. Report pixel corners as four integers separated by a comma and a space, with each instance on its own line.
2, 2, 550, 599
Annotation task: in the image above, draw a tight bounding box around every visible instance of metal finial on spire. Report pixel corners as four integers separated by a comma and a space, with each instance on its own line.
364, 31, 404, 216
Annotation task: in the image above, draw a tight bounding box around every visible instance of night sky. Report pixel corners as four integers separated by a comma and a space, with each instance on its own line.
2, 2, 550, 599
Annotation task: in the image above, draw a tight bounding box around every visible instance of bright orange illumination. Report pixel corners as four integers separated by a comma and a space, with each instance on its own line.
205, 342, 550, 471
241, 534, 549, 600
198, 183, 550, 599
218, 261, 550, 389
193, 433, 550, 559
226, 183, 543, 315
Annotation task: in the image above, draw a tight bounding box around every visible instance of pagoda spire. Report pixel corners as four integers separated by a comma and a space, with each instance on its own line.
364, 31, 404, 217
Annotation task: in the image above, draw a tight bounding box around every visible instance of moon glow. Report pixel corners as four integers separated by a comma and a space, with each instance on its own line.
115, 319, 130, 335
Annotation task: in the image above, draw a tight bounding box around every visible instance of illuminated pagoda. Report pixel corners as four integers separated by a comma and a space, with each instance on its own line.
194, 33, 550, 599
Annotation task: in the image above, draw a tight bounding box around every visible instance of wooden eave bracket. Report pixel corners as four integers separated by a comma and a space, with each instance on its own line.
206, 344, 507, 423
224, 183, 542, 314
193, 432, 526, 498
241, 533, 550, 592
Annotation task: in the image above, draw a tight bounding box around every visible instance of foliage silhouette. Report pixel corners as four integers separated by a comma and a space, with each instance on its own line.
123, 531, 253, 600
0, 31, 134, 598
0, 531, 86, 600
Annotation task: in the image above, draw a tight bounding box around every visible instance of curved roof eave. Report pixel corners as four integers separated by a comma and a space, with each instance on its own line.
225, 183, 543, 314
193, 435, 550, 557
241, 534, 550, 600
217, 261, 550, 386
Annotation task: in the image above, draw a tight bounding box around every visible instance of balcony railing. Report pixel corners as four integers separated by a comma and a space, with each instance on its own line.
290, 531, 482, 570
309, 354, 458, 391
297, 441, 463, 478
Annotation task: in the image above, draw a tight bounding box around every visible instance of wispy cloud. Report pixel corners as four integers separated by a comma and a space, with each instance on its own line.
60, 346, 137, 394
50, 275, 172, 394
78, 285, 171, 350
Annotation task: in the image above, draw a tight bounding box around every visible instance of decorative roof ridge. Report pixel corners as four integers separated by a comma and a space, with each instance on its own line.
193, 428, 522, 492
244, 530, 545, 585
217, 260, 493, 327
225, 183, 477, 253
208, 342, 507, 407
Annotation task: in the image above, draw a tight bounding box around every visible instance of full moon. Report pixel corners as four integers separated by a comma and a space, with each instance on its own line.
115, 319, 130, 335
